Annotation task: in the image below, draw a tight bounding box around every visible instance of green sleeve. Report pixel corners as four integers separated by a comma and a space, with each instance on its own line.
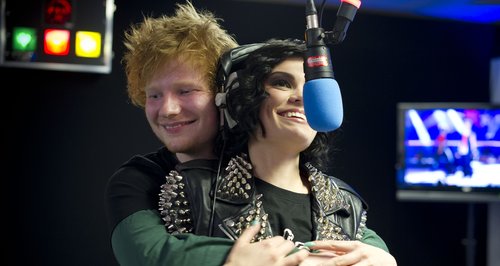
361, 227, 390, 252
111, 209, 235, 266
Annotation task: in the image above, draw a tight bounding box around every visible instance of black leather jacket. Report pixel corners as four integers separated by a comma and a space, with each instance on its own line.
159, 154, 368, 242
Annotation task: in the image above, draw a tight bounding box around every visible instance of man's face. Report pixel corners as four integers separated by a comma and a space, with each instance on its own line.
145, 59, 218, 162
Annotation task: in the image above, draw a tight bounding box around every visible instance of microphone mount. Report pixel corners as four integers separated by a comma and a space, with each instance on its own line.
306, 0, 361, 47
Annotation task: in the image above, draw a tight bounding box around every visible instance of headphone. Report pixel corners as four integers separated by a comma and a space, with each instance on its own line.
208, 43, 264, 236
215, 43, 265, 131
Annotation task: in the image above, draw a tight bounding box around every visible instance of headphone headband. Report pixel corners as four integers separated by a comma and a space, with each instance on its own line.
216, 43, 265, 92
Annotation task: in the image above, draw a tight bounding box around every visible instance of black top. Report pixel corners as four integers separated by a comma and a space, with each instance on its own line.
105, 147, 177, 232
255, 178, 313, 244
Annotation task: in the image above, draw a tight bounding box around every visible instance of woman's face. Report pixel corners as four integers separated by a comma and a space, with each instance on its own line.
256, 57, 317, 152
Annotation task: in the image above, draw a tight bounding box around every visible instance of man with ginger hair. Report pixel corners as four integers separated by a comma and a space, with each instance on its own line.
105, 2, 309, 265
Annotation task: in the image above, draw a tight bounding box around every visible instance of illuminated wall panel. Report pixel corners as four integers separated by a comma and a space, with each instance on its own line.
0, 0, 114, 73
75, 31, 101, 58
12, 27, 37, 51
44, 29, 70, 55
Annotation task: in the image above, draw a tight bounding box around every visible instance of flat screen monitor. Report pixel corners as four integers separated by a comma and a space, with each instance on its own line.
396, 102, 500, 202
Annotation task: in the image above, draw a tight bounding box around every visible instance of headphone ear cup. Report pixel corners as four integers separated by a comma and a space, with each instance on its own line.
215, 72, 240, 129
216, 43, 265, 130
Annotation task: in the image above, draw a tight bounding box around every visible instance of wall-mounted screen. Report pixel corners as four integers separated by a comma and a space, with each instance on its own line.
396, 102, 500, 202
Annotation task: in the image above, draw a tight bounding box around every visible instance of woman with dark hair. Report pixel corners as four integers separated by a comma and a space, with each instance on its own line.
159, 38, 396, 265
216, 38, 396, 265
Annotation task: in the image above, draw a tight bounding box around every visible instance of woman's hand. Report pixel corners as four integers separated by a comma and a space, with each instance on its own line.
303, 240, 397, 266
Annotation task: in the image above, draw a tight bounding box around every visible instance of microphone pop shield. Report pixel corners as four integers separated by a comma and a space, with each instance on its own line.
303, 78, 343, 132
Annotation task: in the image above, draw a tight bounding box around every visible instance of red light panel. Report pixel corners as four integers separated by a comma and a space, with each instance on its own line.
45, 0, 73, 25
44, 29, 70, 56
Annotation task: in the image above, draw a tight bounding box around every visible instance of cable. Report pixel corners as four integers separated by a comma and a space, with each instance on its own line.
208, 137, 227, 236
319, 0, 326, 27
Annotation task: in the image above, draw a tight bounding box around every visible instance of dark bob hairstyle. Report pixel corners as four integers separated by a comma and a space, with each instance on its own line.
216, 38, 336, 172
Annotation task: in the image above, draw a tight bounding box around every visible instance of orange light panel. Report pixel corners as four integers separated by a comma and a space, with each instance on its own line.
75, 31, 101, 58
44, 29, 70, 55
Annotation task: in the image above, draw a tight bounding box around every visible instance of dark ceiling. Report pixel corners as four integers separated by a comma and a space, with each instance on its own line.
234, 0, 500, 25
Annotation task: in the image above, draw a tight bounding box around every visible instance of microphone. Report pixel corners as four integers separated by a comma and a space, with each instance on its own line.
303, 0, 360, 132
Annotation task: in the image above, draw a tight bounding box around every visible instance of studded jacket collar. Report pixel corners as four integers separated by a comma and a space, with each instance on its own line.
159, 154, 368, 242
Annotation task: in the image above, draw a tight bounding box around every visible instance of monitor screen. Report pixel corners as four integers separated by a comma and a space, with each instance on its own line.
396, 102, 500, 202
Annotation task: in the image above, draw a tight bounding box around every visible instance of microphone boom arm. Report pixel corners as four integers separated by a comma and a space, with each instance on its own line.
325, 0, 360, 45
310, 0, 361, 46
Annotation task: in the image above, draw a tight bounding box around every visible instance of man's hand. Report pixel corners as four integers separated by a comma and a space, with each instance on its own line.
224, 223, 309, 266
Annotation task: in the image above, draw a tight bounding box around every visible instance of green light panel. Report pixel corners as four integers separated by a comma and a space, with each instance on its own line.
12, 27, 37, 51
